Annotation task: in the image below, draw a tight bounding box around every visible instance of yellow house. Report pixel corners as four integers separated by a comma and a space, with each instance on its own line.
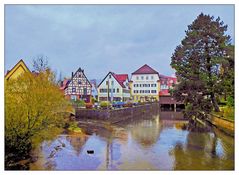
5, 59, 31, 80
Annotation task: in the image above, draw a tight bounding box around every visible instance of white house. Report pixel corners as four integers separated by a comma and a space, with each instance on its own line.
97, 72, 131, 102
129, 64, 160, 102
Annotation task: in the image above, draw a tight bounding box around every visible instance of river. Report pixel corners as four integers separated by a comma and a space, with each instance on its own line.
30, 112, 234, 170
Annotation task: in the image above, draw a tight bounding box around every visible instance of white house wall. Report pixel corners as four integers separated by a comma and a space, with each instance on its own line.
130, 74, 160, 97
98, 73, 130, 101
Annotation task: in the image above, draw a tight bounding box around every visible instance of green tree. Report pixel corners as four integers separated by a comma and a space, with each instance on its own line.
5, 69, 71, 169
219, 45, 234, 102
171, 13, 232, 128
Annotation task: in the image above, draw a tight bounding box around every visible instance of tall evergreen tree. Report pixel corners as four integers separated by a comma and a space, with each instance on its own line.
171, 13, 232, 128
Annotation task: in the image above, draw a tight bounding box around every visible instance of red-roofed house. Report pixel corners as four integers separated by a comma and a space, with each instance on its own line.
129, 64, 160, 102
97, 72, 130, 102
159, 75, 177, 96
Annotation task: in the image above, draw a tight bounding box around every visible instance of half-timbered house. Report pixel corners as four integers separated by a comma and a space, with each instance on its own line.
64, 67, 92, 102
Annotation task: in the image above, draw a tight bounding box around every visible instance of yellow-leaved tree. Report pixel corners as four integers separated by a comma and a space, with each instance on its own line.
5, 69, 72, 169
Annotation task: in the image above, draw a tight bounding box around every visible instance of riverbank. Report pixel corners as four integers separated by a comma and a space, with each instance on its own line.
208, 114, 234, 137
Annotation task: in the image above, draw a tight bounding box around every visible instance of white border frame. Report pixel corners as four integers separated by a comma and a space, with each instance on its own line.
0, 1, 237, 175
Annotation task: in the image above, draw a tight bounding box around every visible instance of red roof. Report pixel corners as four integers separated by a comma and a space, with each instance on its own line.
60, 79, 70, 90
132, 64, 159, 75
114, 74, 128, 82
112, 73, 128, 88
159, 89, 170, 96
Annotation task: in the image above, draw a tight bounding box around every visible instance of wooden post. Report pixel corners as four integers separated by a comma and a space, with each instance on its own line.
174, 103, 177, 112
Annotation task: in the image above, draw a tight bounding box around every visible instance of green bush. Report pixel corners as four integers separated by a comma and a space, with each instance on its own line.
226, 96, 234, 107
68, 121, 82, 133
100, 101, 110, 108
74, 100, 85, 107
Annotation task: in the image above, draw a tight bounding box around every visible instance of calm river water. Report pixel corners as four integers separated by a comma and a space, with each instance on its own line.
30, 112, 234, 170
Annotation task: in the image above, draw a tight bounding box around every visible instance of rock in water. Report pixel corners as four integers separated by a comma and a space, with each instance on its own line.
87, 150, 94, 154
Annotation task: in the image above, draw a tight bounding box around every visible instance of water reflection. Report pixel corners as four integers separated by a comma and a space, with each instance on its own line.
172, 131, 234, 170
30, 112, 234, 170
128, 115, 162, 148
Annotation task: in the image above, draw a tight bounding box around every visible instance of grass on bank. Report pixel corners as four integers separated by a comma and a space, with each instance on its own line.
213, 106, 234, 122
68, 121, 83, 133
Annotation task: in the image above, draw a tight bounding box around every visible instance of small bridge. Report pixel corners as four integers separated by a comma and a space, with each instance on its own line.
159, 95, 184, 112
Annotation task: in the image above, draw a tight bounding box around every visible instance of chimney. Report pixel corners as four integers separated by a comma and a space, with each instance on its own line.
72, 72, 74, 78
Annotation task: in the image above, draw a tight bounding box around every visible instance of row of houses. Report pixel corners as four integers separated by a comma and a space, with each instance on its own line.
5, 60, 177, 103
60, 64, 177, 103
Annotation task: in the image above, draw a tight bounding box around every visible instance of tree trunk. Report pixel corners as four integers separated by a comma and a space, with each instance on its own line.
211, 93, 220, 112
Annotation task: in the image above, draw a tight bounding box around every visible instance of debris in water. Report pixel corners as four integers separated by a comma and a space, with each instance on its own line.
87, 150, 94, 154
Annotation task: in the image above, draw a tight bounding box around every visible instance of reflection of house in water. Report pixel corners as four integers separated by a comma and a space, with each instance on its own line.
66, 135, 89, 156
159, 111, 184, 120
130, 115, 162, 148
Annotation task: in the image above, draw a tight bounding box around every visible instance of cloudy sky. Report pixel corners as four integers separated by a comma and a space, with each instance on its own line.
5, 5, 234, 80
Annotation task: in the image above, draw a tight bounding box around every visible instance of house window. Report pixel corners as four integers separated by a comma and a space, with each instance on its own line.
83, 88, 87, 95
71, 95, 77, 101
141, 76, 144, 80
151, 76, 154, 80
136, 76, 139, 80
117, 88, 119, 93
151, 84, 156, 87
72, 87, 76, 92
78, 80, 81, 84
111, 81, 114, 86
106, 81, 108, 85
113, 89, 115, 93
134, 84, 136, 87
109, 75, 112, 78
100, 89, 107, 93
151, 90, 157, 93
146, 76, 149, 80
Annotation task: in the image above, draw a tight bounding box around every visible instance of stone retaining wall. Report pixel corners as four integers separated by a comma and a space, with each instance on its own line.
210, 115, 234, 136
75, 103, 160, 123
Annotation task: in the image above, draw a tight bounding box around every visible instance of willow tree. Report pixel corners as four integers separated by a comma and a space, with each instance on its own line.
5, 69, 71, 169
171, 13, 232, 128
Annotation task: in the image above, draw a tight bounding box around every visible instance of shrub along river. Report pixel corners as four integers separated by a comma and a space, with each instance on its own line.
30, 112, 234, 170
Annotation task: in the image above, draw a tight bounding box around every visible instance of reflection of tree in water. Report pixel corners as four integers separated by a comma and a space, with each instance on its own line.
172, 130, 234, 170
130, 115, 162, 148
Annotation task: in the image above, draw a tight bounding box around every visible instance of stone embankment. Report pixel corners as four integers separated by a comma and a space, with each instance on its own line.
75, 102, 160, 123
